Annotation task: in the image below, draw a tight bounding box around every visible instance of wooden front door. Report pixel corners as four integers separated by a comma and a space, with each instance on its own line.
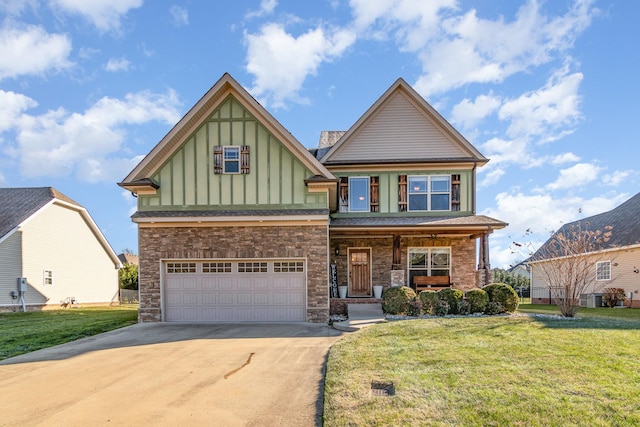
349, 248, 371, 296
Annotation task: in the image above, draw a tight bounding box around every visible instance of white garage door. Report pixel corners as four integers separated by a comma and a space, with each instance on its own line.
163, 260, 306, 322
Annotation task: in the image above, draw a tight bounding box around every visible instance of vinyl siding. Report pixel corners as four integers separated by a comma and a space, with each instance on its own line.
139, 96, 327, 211
19, 203, 118, 306
0, 232, 23, 307
330, 91, 469, 162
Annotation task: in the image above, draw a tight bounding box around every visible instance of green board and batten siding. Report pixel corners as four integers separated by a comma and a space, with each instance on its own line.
138, 97, 327, 211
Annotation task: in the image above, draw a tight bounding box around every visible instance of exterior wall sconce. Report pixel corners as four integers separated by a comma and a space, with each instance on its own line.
634, 266, 639, 274
430, 233, 437, 239
335, 246, 340, 256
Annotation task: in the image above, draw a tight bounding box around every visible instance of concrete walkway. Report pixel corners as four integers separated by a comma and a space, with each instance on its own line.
333, 303, 386, 332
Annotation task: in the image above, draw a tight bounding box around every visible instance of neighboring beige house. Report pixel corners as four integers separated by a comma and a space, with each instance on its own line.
119, 73, 506, 323
529, 191, 640, 307
0, 187, 121, 311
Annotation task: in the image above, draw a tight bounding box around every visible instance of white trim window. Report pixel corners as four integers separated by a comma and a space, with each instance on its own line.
349, 177, 370, 212
223, 146, 240, 173
43, 270, 53, 285
408, 247, 451, 284
596, 261, 611, 281
408, 175, 451, 211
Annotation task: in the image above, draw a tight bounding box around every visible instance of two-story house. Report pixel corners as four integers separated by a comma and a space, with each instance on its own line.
119, 73, 506, 323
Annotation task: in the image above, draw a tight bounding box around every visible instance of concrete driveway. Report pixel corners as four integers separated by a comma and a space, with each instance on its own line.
0, 323, 343, 426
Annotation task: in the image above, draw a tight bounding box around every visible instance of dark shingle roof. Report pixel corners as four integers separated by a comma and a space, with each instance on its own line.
531, 191, 640, 260
0, 187, 82, 240
329, 214, 507, 228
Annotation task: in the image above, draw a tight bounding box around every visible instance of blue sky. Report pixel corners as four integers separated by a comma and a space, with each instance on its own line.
1, 0, 638, 268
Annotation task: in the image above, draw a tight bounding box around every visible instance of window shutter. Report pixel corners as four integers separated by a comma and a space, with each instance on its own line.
339, 177, 349, 212
398, 175, 407, 212
451, 174, 460, 211
213, 146, 223, 174
370, 176, 379, 212
240, 145, 250, 174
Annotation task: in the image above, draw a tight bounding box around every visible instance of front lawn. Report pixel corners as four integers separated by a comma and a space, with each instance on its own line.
0, 305, 138, 360
324, 315, 640, 426
518, 303, 640, 321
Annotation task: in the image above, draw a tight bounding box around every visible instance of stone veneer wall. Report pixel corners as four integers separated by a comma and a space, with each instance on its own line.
330, 236, 478, 292
138, 224, 329, 323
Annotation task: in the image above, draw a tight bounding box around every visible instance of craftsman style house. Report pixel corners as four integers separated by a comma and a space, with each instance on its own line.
119, 73, 506, 323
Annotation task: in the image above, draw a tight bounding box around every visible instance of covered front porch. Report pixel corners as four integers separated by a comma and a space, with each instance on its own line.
327, 216, 506, 315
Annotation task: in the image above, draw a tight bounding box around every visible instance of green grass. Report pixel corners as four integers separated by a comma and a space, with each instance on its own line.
324, 315, 640, 426
518, 303, 640, 321
0, 305, 138, 360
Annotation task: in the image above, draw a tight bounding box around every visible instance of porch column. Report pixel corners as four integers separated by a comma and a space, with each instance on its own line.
392, 234, 401, 268
477, 232, 492, 286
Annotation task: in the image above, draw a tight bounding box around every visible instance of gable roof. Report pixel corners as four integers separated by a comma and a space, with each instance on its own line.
320, 78, 488, 165
530, 191, 640, 261
0, 187, 121, 268
120, 73, 335, 188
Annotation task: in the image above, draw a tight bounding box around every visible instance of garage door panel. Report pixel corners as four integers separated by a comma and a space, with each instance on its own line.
164, 260, 306, 322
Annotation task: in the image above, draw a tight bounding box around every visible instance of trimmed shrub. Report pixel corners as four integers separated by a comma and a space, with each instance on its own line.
418, 290, 439, 315
382, 286, 417, 315
603, 287, 626, 307
433, 299, 449, 316
438, 288, 464, 314
406, 298, 422, 317
484, 301, 505, 315
465, 288, 489, 313
457, 300, 471, 315
483, 283, 519, 313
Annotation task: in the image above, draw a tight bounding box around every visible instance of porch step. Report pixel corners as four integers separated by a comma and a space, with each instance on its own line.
333, 303, 386, 332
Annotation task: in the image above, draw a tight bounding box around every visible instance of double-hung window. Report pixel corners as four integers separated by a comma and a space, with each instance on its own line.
596, 261, 611, 281
223, 147, 240, 173
408, 175, 450, 211
349, 177, 370, 212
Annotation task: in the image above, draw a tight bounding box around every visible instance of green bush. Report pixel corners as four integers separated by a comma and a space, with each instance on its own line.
433, 299, 449, 316
484, 301, 505, 315
457, 300, 471, 315
406, 299, 422, 317
482, 283, 519, 313
438, 288, 464, 314
382, 286, 417, 315
418, 290, 439, 315
465, 288, 489, 313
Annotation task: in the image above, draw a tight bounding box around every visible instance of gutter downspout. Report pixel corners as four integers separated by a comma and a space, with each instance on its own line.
472, 162, 477, 214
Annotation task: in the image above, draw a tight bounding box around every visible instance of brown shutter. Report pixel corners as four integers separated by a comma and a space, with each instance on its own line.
240, 145, 250, 174
339, 177, 349, 212
213, 146, 222, 174
398, 175, 407, 212
370, 176, 379, 212
451, 174, 460, 211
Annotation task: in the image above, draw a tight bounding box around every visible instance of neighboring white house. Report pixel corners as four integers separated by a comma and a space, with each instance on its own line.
0, 187, 121, 311
529, 191, 640, 307
509, 262, 530, 279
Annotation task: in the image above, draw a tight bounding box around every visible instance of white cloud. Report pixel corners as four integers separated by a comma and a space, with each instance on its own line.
12, 90, 182, 182
479, 167, 505, 188
104, 57, 131, 72
245, 23, 356, 107
602, 170, 631, 187
246, 0, 278, 19
170, 5, 189, 27
499, 67, 583, 139
0, 0, 38, 15
48, 0, 143, 32
0, 22, 73, 80
546, 162, 601, 190
451, 93, 501, 130
0, 90, 37, 132
551, 152, 580, 164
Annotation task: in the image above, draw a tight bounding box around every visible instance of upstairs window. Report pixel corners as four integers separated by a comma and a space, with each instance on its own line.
223, 147, 240, 173
43, 270, 53, 285
213, 146, 250, 174
408, 175, 451, 211
349, 177, 370, 212
596, 261, 611, 281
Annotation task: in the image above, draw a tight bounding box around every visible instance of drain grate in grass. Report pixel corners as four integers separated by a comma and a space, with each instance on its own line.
371, 381, 395, 396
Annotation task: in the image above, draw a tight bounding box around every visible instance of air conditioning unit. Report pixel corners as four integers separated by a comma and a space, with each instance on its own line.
580, 293, 602, 308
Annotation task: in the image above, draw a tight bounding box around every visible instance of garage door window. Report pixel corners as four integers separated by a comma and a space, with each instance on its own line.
274, 261, 304, 272
167, 262, 196, 273
238, 262, 268, 273
203, 262, 232, 273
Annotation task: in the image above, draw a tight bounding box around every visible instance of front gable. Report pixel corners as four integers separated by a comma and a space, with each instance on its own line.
321, 79, 487, 165
120, 73, 337, 213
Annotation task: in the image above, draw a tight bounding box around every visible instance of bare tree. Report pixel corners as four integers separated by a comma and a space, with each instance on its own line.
527, 221, 615, 317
